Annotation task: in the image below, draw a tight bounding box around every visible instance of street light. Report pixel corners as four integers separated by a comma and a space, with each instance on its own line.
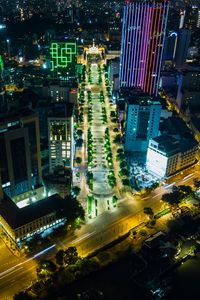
6, 39, 10, 59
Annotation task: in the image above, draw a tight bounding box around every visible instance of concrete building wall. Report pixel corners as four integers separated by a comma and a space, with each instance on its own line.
48, 116, 74, 173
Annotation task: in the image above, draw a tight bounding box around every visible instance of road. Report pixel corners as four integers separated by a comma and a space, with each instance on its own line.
0, 193, 162, 299
0, 164, 197, 299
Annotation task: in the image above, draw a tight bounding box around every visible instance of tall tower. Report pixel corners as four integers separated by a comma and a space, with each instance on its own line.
175, 29, 191, 68
119, 0, 169, 96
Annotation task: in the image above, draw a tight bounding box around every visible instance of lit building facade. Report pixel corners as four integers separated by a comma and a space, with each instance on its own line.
50, 42, 77, 80
119, 0, 169, 96
146, 135, 197, 178
124, 89, 161, 151
48, 103, 74, 173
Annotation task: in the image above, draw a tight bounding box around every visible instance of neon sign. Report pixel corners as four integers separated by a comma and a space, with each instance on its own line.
50, 42, 77, 71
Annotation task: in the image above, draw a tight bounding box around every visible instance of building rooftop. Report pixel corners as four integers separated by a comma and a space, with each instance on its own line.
43, 80, 78, 88
160, 115, 192, 138
0, 107, 38, 129
151, 134, 198, 156
48, 102, 74, 118
0, 193, 68, 229
119, 88, 161, 106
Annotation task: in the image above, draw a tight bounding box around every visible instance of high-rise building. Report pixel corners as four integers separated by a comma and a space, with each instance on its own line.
108, 58, 120, 84
175, 29, 191, 68
163, 31, 178, 62
48, 102, 74, 173
50, 41, 77, 80
0, 108, 42, 198
123, 89, 161, 151
119, 0, 169, 96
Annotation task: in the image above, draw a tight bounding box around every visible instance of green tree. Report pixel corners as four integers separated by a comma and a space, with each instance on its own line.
76, 129, 83, 136
120, 160, 127, 169
77, 257, 99, 276
110, 111, 116, 118
162, 190, 183, 207
14, 292, 32, 300
143, 207, 154, 218
37, 259, 57, 280
76, 157, 82, 164
132, 230, 137, 239
72, 186, 81, 196
64, 246, 79, 265
139, 229, 147, 236
122, 178, 131, 186
76, 138, 83, 147
64, 196, 85, 222
55, 249, 65, 266
173, 185, 193, 196
113, 134, 121, 144
119, 168, 129, 177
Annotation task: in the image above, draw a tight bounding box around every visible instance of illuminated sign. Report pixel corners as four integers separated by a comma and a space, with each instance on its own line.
169, 32, 177, 37
50, 42, 77, 71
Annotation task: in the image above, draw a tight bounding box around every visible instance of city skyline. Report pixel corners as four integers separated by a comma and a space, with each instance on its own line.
0, 0, 200, 299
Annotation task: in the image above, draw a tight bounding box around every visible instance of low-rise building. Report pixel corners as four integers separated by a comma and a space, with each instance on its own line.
0, 193, 68, 243
146, 134, 197, 178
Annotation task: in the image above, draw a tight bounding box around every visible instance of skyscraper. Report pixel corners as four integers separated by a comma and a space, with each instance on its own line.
0, 108, 42, 198
175, 29, 191, 68
119, 0, 169, 96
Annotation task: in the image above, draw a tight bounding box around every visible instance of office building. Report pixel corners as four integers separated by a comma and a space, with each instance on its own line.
176, 71, 200, 110
0, 108, 42, 199
163, 31, 178, 62
119, 0, 169, 96
123, 89, 161, 151
146, 135, 197, 178
108, 58, 120, 84
43, 83, 78, 104
175, 29, 191, 68
50, 41, 77, 80
48, 102, 74, 173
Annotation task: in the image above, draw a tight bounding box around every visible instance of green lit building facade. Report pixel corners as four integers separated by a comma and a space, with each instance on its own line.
50, 42, 77, 80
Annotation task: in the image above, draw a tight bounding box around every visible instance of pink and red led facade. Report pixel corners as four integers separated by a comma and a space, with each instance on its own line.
119, 0, 169, 96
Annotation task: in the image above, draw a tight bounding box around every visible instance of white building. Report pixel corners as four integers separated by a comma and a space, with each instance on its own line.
146, 135, 197, 178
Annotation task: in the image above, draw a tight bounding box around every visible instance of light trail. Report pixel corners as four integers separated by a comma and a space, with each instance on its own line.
72, 231, 96, 244
0, 244, 56, 280
182, 173, 194, 181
